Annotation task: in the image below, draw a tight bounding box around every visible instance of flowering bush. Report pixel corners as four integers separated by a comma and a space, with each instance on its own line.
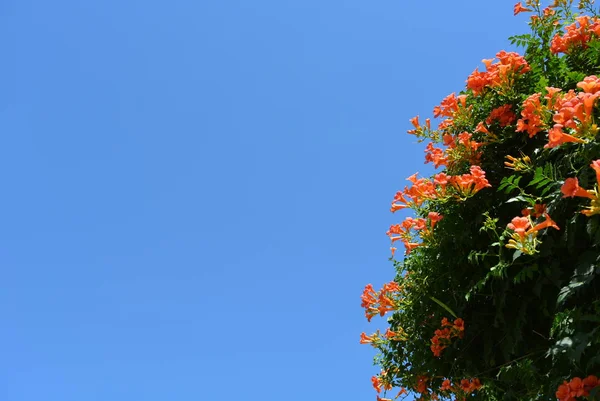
361, 2, 600, 401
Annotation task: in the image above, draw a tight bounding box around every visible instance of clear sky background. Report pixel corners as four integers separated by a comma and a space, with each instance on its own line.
2, 1, 527, 400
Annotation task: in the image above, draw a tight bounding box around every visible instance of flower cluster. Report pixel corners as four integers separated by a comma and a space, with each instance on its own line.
408, 115, 433, 138
458, 378, 482, 394
505, 212, 560, 254
466, 51, 530, 96
361, 3, 600, 400
361, 282, 402, 322
516, 93, 547, 137
408, 93, 470, 144
372, 374, 393, 394
413, 376, 482, 401
433, 93, 463, 119
422, 131, 484, 171
561, 160, 600, 216
551, 15, 600, 54
446, 132, 484, 168
372, 371, 408, 401
424, 142, 448, 169
547, 86, 599, 147
522, 203, 547, 218
387, 213, 444, 255
487, 104, 517, 127
505, 154, 533, 171
390, 173, 440, 212
449, 165, 491, 198
389, 167, 490, 219
361, 327, 408, 347
514, 2, 533, 16
556, 375, 599, 401
430, 317, 465, 357
516, 81, 600, 148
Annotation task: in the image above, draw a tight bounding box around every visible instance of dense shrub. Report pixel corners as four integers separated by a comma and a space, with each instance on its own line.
361, 2, 600, 401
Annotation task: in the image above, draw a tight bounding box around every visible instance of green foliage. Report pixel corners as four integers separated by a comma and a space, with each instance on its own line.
364, 2, 600, 401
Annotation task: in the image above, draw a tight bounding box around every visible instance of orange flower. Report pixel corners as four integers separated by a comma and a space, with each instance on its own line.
475, 121, 491, 135
561, 163, 600, 216
467, 68, 489, 96
434, 328, 452, 340
382, 281, 400, 293
372, 376, 382, 393
416, 376, 429, 394
430, 317, 465, 357
362, 282, 402, 321
558, 376, 599, 401
459, 378, 482, 394
365, 309, 378, 322
440, 379, 452, 391
545, 124, 585, 148
543, 6, 555, 17
533, 203, 547, 218
551, 16, 600, 54
410, 116, 419, 128
430, 343, 446, 357
360, 332, 378, 344
450, 166, 491, 197
583, 375, 599, 394
442, 134, 455, 147
459, 379, 471, 393
516, 93, 546, 137
523, 203, 547, 218
513, 2, 532, 15
361, 284, 377, 307
561, 177, 594, 199
545, 86, 563, 109
434, 172, 450, 188
378, 294, 396, 317
361, 284, 380, 322
591, 160, 600, 185
556, 382, 571, 401
467, 51, 529, 96
408, 116, 420, 135
428, 212, 443, 230
453, 318, 465, 335
486, 104, 516, 127
527, 213, 560, 234
577, 75, 600, 94
402, 241, 420, 254
569, 377, 585, 398
384, 327, 407, 341
433, 93, 459, 118
424, 142, 448, 169
507, 216, 531, 239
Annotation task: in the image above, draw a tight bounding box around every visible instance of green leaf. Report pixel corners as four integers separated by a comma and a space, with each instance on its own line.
429, 296, 458, 318
507, 195, 529, 203
556, 251, 598, 305
513, 250, 523, 261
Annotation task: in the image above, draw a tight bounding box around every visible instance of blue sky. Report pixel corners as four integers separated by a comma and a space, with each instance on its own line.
2, 1, 526, 400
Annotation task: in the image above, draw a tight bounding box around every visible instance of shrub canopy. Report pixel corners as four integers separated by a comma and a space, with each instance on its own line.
361, 2, 600, 401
